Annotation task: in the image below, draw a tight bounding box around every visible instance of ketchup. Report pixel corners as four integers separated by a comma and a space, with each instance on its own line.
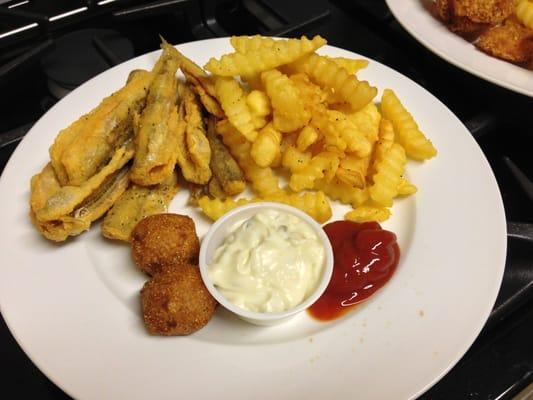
308, 220, 400, 321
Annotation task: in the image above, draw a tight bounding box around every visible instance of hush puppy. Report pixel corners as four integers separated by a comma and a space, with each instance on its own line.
141, 264, 217, 335
131, 213, 200, 276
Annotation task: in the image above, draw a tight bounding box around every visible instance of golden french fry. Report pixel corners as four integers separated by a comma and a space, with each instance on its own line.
368, 143, 406, 207
216, 119, 282, 197
335, 155, 370, 189
290, 53, 377, 111
261, 69, 310, 132
289, 151, 340, 191
251, 123, 282, 167
215, 77, 258, 142
205, 35, 327, 77
345, 206, 391, 223
325, 56, 369, 74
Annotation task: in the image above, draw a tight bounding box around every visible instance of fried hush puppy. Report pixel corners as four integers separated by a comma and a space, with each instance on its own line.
141, 264, 217, 335
131, 213, 199, 276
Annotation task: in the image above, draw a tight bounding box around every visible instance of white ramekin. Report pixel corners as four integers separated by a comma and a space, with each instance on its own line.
199, 202, 334, 326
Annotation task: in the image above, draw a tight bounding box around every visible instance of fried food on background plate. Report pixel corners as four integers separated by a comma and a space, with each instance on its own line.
434, 0, 515, 37
433, 0, 533, 64
141, 264, 217, 336
131, 214, 200, 276
453, 0, 516, 24
476, 16, 533, 63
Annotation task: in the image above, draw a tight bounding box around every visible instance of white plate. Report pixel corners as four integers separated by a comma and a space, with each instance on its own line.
0, 38, 506, 399
386, 0, 533, 97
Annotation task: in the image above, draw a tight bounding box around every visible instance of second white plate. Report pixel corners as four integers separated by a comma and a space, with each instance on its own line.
386, 0, 533, 97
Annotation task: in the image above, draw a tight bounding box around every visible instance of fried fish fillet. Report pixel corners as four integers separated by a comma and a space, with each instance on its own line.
101, 171, 180, 242
130, 46, 181, 186
49, 70, 153, 186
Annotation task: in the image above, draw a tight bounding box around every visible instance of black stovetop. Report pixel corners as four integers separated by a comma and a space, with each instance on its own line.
1, 1, 532, 398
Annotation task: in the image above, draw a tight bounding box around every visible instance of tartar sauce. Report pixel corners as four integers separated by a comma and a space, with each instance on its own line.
208, 210, 325, 313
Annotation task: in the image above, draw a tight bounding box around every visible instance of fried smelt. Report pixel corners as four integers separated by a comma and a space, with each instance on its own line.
208, 176, 227, 199
101, 171, 179, 241
161, 38, 217, 98
30, 161, 130, 242
174, 86, 212, 185
131, 214, 200, 276
141, 264, 217, 336
476, 17, 533, 63
206, 117, 246, 196
130, 48, 181, 186
183, 87, 212, 176
33, 142, 134, 223
49, 70, 153, 186
183, 71, 224, 118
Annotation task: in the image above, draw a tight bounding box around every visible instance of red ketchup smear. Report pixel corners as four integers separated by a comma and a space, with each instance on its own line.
308, 220, 400, 321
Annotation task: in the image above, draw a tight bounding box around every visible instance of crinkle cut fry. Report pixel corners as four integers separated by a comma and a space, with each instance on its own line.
381, 89, 437, 161
205, 35, 327, 77
215, 77, 258, 142
198, 190, 332, 223
230, 35, 277, 53
215, 120, 282, 197
368, 143, 406, 208
261, 69, 310, 133
289, 53, 377, 112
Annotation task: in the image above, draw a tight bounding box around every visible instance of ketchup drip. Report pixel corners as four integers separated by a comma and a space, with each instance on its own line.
308, 220, 400, 321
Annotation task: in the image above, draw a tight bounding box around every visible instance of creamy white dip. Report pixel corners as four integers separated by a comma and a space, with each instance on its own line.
208, 210, 325, 313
